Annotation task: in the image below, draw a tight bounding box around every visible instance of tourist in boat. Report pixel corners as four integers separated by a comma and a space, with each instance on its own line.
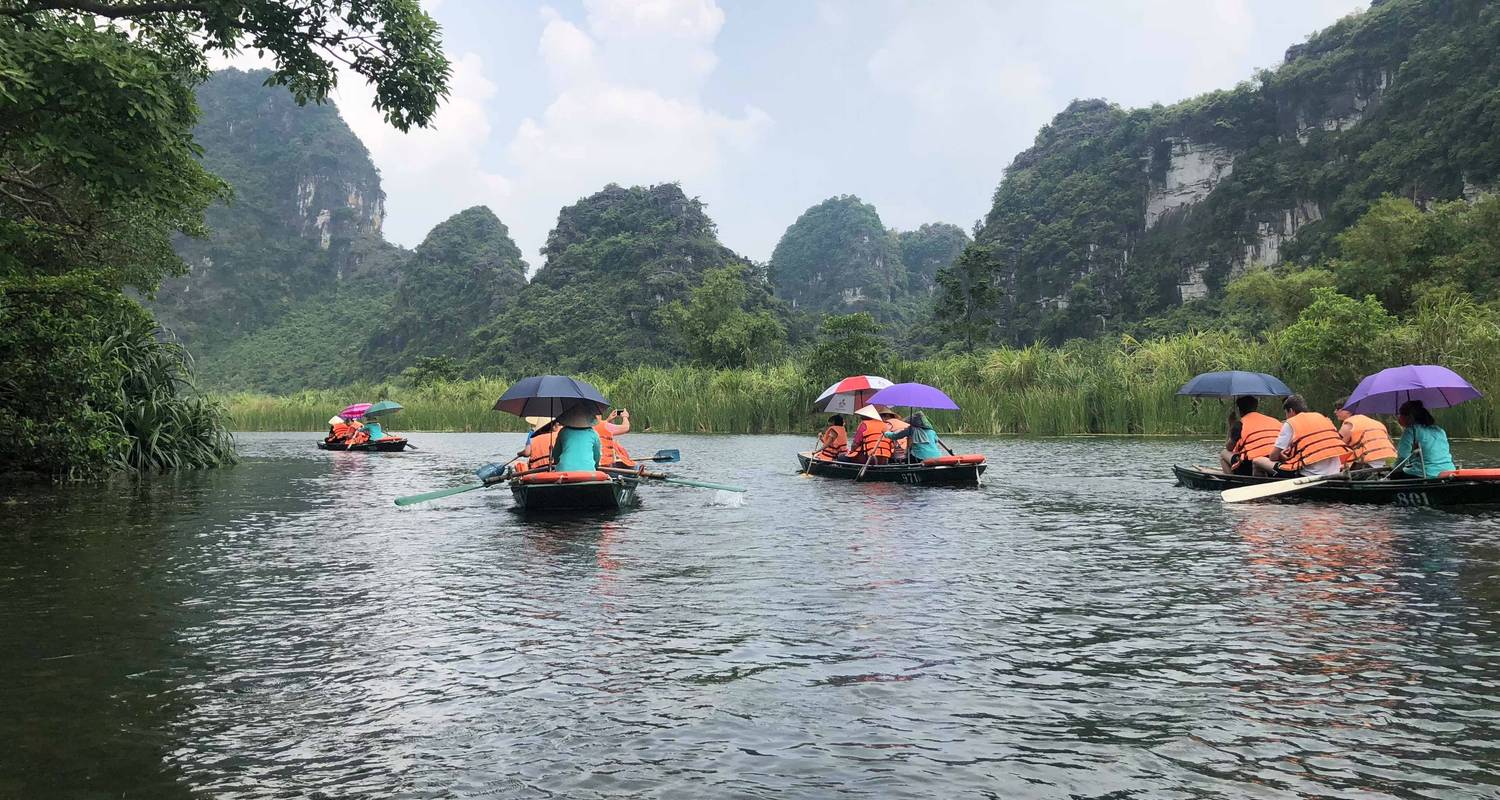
1392, 399, 1455, 479
362, 417, 389, 441
553, 406, 603, 472
884, 411, 943, 462
1219, 396, 1280, 475
1250, 394, 1350, 478
879, 407, 910, 462
814, 415, 847, 461
326, 415, 354, 443
844, 406, 891, 465
594, 409, 636, 468
516, 418, 561, 474
1334, 397, 1398, 469
346, 418, 370, 445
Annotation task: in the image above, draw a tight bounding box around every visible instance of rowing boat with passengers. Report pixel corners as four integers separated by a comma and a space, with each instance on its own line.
508, 469, 641, 513
798, 452, 986, 485
801, 377, 987, 487
1174, 465, 1500, 509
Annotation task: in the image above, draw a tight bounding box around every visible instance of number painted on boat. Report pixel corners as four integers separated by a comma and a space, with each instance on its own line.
1395, 492, 1430, 507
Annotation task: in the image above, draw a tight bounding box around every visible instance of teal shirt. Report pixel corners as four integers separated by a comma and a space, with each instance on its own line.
886, 423, 943, 460
1397, 424, 1455, 477
554, 425, 601, 472
363, 421, 385, 439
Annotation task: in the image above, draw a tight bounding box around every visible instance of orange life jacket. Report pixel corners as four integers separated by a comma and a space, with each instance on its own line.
348, 426, 371, 445
520, 426, 560, 473
1342, 414, 1397, 464
852, 418, 892, 459
816, 425, 847, 460
329, 421, 354, 440
1281, 411, 1350, 470
884, 417, 910, 460
1232, 411, 1281, 462
595, 423, 636, 468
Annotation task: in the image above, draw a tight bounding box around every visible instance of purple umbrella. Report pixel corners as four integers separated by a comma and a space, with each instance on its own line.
1343, 365, 1481, 415
338, 402, 372, 420
866, 382, 960, 410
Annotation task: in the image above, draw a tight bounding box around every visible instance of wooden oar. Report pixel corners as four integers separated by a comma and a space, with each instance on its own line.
1222, 466, 1383, 504
601, 467, 746, 493
855, 451, 876, 480
394, 455, 520, 506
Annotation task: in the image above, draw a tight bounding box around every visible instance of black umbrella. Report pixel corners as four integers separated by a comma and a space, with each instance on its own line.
494, 375, 609, 418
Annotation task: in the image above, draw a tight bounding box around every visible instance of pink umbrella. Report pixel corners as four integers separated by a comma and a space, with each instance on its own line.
338, 402, 372, 420
814, 376, 893, 414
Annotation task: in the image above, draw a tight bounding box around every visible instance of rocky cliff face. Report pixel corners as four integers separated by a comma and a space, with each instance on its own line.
943, 0, 1500, 345
152, 69, 389, 348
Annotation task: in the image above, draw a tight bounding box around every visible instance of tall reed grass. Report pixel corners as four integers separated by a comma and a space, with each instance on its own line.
220, 328, 1500, 438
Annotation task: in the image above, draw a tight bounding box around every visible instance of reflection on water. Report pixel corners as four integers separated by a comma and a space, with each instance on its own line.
3, 433, 1500, 798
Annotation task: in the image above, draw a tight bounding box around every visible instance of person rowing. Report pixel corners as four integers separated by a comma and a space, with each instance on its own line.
1334, 396, 1397, 470
1250, 394, 1350, 478
1392, 399, 1455, 479
515, 416, 561, 474
1219, 395, 1279, 475
843, 405, 891, 465
883, 411, 942, 462
553, 405, 602, 472
878, 406, 909, 462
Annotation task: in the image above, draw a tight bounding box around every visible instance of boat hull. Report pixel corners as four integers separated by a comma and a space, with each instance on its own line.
510, 477, 639, 513
318, 438, 408, 452
1173, 464, 1500, 508
797, 453, 985, 486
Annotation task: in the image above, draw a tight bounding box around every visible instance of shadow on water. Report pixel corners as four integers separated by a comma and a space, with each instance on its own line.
2, 433, 1499, 798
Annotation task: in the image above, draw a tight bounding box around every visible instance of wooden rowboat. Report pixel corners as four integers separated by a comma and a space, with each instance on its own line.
510, 473, 640, 513
797, 453, 985, 486
1173, 464, 1500, 509
318, 438, 409, 452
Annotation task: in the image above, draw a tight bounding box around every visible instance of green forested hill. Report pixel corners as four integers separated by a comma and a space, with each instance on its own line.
469, 183, 764, 375
938, 0, 1500, 346
363, 206, 528, 375
768, 195, 968, 321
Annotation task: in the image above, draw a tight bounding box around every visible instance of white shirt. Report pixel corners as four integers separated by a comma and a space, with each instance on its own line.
1273, 420, 1342, 476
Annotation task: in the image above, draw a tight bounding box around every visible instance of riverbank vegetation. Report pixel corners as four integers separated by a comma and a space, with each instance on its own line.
227, 193, 1500, 439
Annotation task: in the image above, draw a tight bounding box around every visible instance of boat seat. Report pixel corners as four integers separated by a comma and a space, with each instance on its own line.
516, 470, 611, 484
922, 454, 986, 466
1439, 468, 1500, 481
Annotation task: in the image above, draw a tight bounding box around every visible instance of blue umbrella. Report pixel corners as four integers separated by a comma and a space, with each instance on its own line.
1177, 370, 1292, 398
494, 375, 609, 418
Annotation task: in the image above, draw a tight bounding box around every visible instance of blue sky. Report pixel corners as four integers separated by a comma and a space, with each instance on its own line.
314, 0, 1370, 266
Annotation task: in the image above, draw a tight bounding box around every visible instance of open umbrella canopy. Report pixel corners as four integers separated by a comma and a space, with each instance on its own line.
494, 375, 609, 418
338, 402, 372, 420
815, 375, 893, 414
1343, 365, 1481, 415
364, 400, 404, 417
867, 382, 960, 410
1176, 371, 1292, 398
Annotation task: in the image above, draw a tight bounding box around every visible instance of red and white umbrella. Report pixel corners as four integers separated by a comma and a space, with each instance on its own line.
814, 375, 893, 414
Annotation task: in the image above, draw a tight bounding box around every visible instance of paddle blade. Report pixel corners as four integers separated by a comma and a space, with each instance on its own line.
650, 449, 681, 463
394, 483, 485, 506
1222, 474, 1329, 503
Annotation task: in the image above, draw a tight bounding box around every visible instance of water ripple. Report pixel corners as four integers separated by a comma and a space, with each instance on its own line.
2, 433, 1499, 798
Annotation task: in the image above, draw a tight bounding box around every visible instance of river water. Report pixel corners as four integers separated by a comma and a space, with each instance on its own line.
4, 433, 1500, 799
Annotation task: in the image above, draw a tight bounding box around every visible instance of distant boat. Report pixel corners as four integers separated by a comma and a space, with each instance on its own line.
318, 438, 409, 452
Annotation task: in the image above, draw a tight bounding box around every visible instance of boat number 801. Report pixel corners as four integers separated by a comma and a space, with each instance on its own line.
1394, 492, 1430, 507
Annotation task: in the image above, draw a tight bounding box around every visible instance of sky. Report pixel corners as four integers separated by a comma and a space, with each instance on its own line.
258, 0, 1371, 267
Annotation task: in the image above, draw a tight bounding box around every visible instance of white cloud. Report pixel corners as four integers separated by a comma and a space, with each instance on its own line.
335, 52, 513, 250
494, 0, 770, 263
